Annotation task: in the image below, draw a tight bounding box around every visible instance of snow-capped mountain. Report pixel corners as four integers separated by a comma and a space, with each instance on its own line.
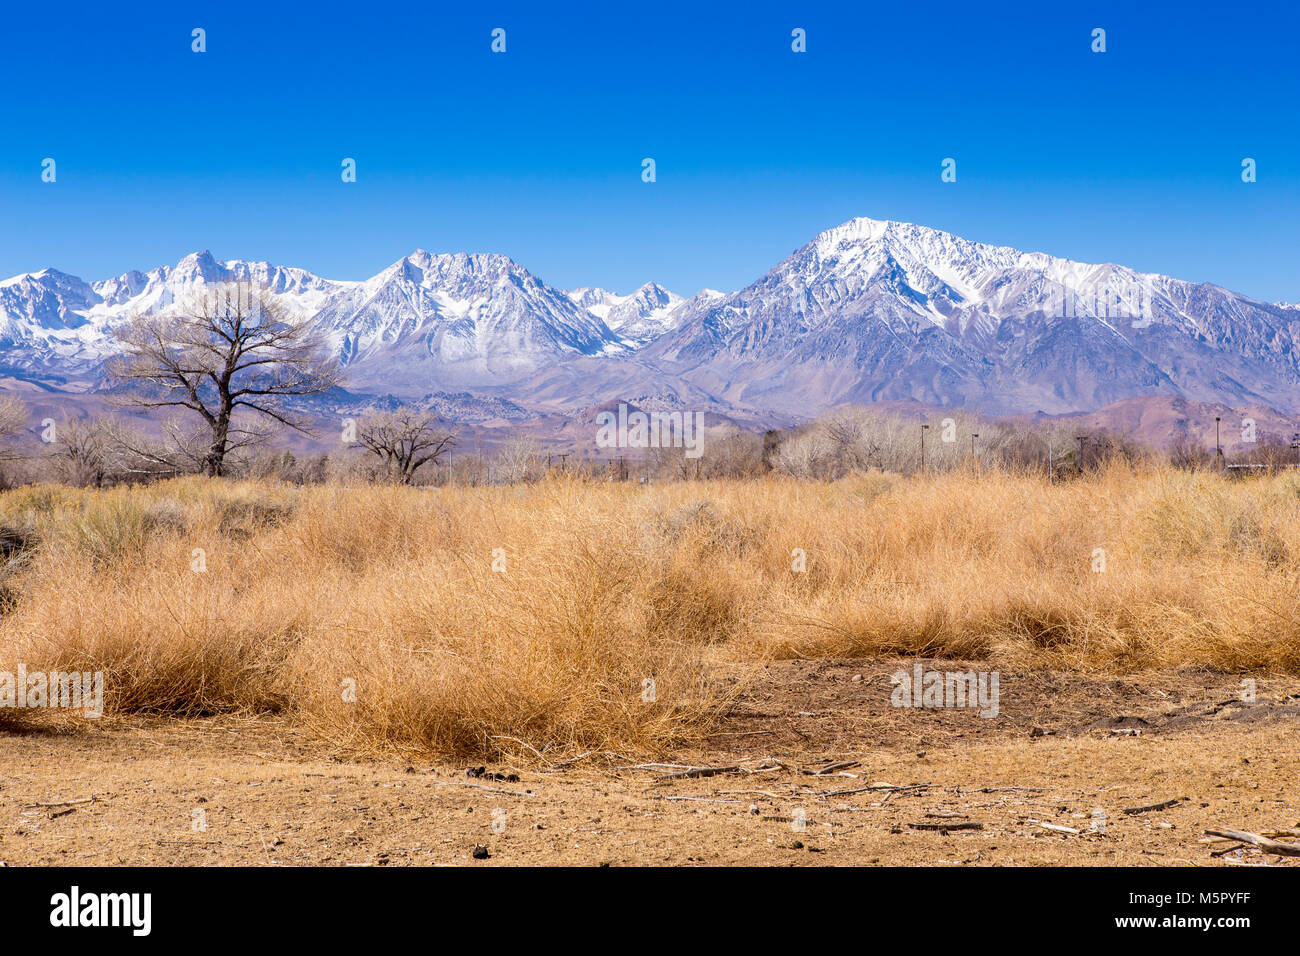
646, 218, 1300, 415
565, 282, 685, 347
0, 252, 346, 382
0, 269, 108, 379
4, 218, 1300, 419
306, 251, 624, 393
0, 250, 626, 392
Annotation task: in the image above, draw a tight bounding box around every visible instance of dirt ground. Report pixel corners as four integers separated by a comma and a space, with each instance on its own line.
3, 658, 1299, 866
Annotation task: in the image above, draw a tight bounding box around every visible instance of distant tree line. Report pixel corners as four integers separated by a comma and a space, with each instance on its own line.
0, 282, 1295, 488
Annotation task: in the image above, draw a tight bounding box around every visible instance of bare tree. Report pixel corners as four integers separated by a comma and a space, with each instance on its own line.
99, 415, 216, 478
490, 434, 543, 484
109, 283, 342, 476
48, 416, 114, 487
1167, 434, 1211, 471
353, 408, 456, 484
0, 396, 27, 460
825, 414, 875, 471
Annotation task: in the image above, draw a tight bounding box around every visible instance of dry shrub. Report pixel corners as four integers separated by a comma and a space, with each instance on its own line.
0, 478, 736, 757
5, 463, 1300, 758
755, 462, 1300, 673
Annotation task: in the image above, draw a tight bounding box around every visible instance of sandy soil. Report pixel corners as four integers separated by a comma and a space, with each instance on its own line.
2, 658, 1298, 866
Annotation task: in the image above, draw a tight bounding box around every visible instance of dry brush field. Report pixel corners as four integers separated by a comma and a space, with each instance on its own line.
3, 464, 1300, 756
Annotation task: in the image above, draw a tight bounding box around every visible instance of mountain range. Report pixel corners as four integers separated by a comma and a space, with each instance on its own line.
4, 217, 1300, 431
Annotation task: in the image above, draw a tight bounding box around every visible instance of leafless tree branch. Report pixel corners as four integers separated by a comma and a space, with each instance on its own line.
108, 282, 343, 476
352, 407, 456, 484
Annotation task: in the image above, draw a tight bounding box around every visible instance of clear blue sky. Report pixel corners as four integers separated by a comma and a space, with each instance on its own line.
1, 0, 1296, 301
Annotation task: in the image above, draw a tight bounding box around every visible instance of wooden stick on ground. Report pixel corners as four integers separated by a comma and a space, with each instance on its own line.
1122, 799, 1180, 815
23, 796, 105, 809
655, 766, 741, 781
1210, 841, 1249, 858
1204, 829, 1300, 857
1037, 822, 1081, 835
616, 763, 695, 771
654, 795, 746, 804
803, 761, 861, 775
822, 782, 929, 797
908, 821, 984, 831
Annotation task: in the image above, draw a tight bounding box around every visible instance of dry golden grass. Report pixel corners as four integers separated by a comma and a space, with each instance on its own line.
2, 462, 1299, 757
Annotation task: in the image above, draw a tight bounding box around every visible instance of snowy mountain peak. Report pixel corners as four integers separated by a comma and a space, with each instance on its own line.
646, 217, 1300, 416
380, 250, 537, 289
812, 216, 894, 248
1, 266, 86, 289
807, 217, 1028, 273
562, 281, 684, 347
168, 250, 226, 283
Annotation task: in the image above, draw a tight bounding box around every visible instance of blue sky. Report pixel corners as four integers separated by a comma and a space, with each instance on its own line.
1, 0, 1296, 300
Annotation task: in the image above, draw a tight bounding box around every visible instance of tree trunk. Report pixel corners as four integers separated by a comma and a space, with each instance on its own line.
206, 415, 231, 477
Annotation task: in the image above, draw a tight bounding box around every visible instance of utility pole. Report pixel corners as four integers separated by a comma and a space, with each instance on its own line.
920, 423, 930, 474
971, 432, 979, 464
1075, 435, 1087, 473
1215, 416, 1222, 466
